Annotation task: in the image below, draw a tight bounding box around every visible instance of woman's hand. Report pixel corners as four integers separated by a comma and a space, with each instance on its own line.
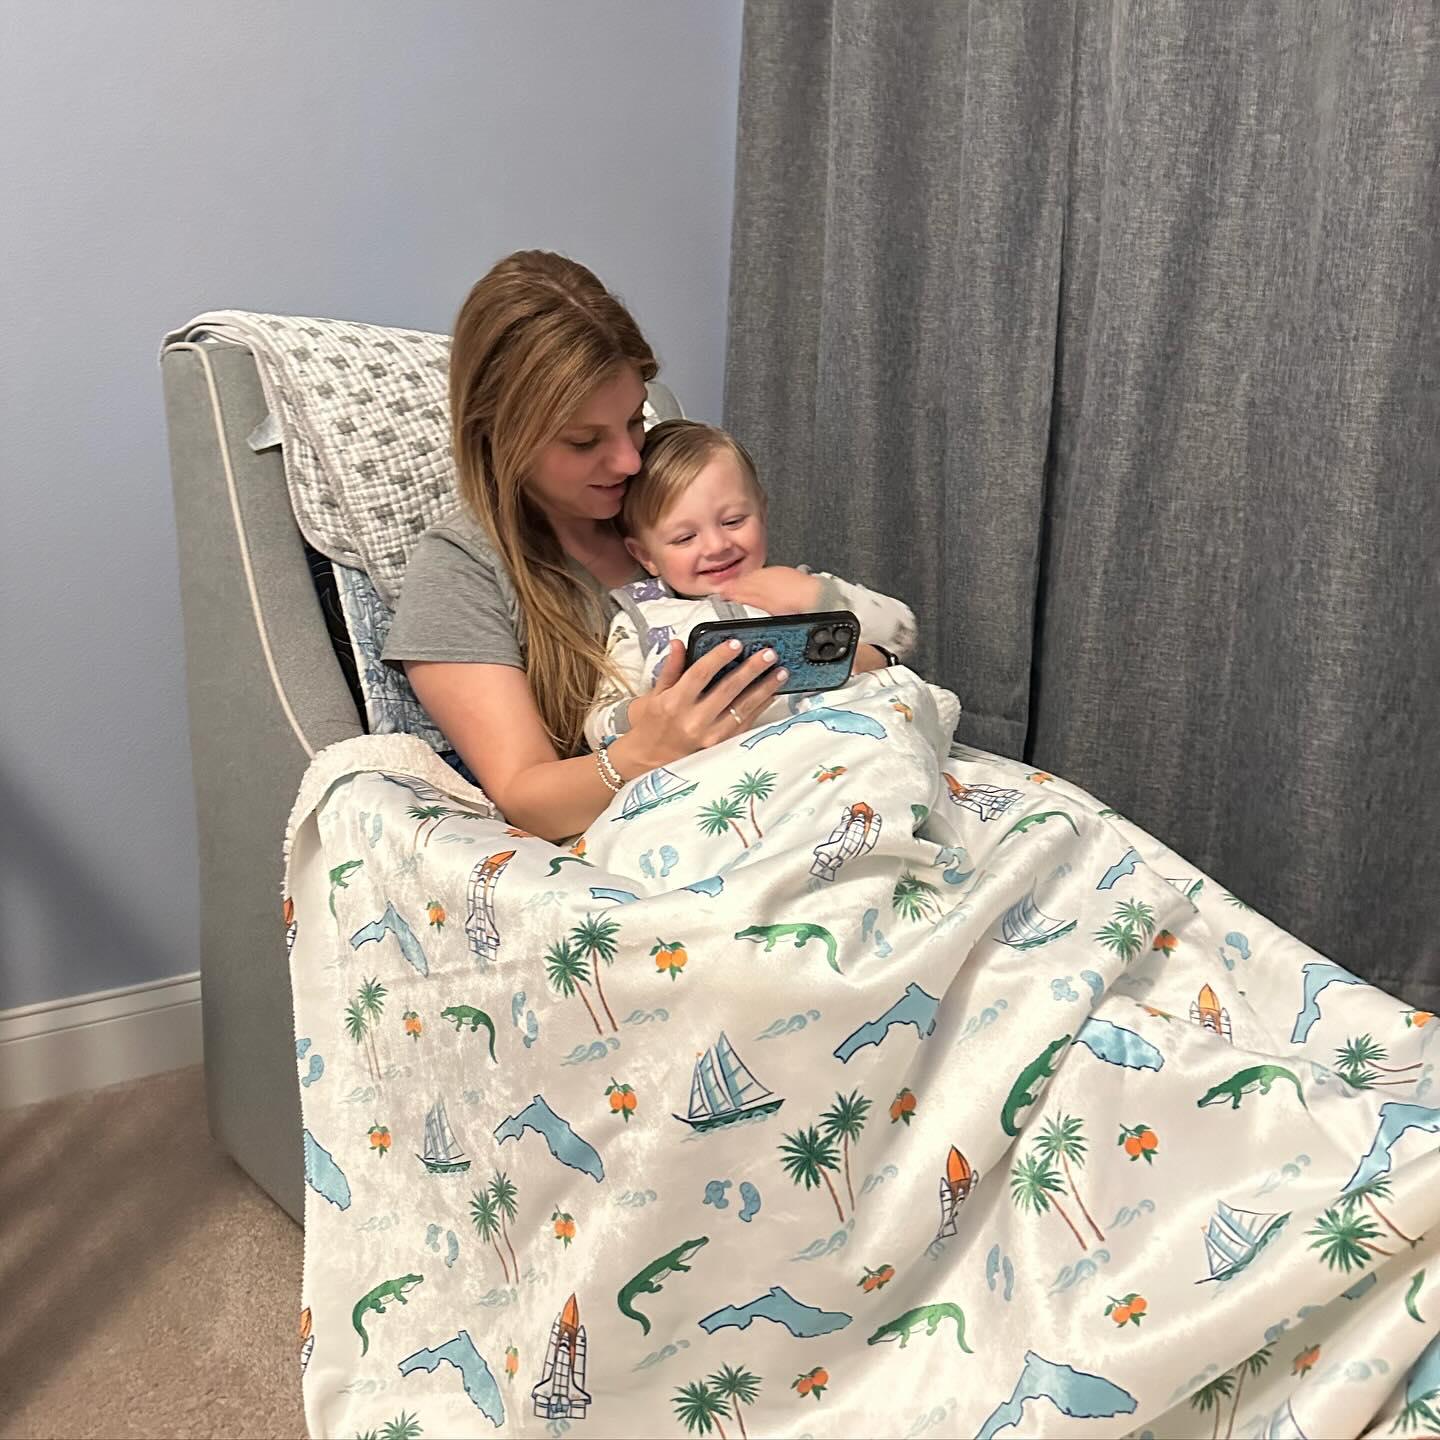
612, 639, 788, 776
718, 565, 822, 615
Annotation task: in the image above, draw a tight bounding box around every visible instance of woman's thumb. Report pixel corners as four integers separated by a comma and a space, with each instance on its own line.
651, 638, 685, 691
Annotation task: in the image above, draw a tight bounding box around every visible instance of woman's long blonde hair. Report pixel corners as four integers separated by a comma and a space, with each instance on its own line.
450, 251, 657, 754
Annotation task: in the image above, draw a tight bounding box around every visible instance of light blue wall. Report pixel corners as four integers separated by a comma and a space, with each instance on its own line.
0, 1, 743, 1011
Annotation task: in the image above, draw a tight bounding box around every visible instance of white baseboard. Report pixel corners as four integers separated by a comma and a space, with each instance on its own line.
0, 971, 203, 1111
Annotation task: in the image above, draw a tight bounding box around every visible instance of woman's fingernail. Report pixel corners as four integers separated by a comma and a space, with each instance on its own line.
763, 649, 778, 662
775, 668, 789, 682
729, 639, 742, 651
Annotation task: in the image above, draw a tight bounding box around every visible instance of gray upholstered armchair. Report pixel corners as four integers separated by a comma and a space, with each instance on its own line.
162, 329, 681, 1222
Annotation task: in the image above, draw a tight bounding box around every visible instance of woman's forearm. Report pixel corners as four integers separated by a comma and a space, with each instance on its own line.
498, 751, 630, 843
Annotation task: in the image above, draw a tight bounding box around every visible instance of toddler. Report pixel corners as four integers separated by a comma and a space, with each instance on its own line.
583, 420, 940, 751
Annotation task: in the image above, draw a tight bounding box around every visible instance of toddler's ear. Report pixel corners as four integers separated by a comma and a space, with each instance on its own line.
624, 535, 659, 577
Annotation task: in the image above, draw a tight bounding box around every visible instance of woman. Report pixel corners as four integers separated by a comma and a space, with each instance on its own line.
384, 250, 887, 840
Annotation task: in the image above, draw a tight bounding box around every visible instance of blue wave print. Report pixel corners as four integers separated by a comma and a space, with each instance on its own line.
614, 1189, 659, 1208
1167, 1365, 1219, 1405
632, 1338, 691, 1371
1107, 1200, 1156, 1229
1254, 1153, 1312, 1196
476, 1288, 516, 1308
755, 1009, 822, 1040
859, 1165, 900, 1198
1048, 1248, 1111, 1294
560, 1037, 620, 1065
791, 1224, 854, 1261
954, 999, 1009, 1049
622, 1008, 670, 1026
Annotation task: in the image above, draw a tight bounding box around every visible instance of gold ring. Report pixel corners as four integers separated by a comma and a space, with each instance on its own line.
728, 705, 744, 728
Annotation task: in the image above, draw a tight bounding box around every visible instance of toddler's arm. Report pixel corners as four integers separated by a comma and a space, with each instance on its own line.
582, 613, 650, 753
804, 569, 919, 658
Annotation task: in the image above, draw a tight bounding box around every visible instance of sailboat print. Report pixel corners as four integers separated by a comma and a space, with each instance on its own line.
995, 889, 1077, 950
416, 1098, 471, 1174
673, 1032, 784, 1132
612, 766, 698, 821
1196, 1200, 1289, 1283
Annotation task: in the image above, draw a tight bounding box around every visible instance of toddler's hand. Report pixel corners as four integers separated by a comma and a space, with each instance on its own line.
719, 565, 822, 614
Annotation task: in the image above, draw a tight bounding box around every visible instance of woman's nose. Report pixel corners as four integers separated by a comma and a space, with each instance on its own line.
608, 434, 641, 478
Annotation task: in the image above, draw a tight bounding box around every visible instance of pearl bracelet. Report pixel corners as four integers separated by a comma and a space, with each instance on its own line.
595, 742, 624, 794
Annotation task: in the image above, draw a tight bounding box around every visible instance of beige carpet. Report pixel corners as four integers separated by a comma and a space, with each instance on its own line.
1, 1065, 307, 1439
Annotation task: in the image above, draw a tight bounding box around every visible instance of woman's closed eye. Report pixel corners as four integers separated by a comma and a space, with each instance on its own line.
568, 436, 599, 451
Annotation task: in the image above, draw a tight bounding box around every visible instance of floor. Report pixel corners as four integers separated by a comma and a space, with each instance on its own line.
1, 1065, 308, 1439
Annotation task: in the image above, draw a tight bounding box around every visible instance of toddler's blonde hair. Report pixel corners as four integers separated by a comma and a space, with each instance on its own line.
621, 420, 766, 537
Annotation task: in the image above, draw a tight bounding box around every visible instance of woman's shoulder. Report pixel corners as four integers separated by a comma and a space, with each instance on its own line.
415, 505, 504, 571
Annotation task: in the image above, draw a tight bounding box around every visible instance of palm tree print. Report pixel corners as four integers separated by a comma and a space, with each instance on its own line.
1035, 1113, 1105, 1243
344, 998, 378, 1081
729, 770, 777, 840
1335, 1033, 1422, 1089
545, 937, 603, 1036
489, 1171, 521, 1280
1115, 898, 1156, 935
1094, 919, 1143, 962
708, 1365, 761, 1440
1009, 1152, 1087, 1252
820, 1091, 871, 1215
344, 976, 387, 1081
1396, 1392, 1440, 1432
1307, 1206, 1392, 1271
1338, 1176, 1419, 1247
1224, 1345, 1272, 1440
779, 1125, 846, 1225
1188, 1373, 1235, 1440
470, 1189, 510, 1283
356, 1412, 423, 1440
673, 1379, 730, 1438
407, 804, 447, 848
698, 796, 750, 851
571, 912, 620, 1031
892, 871, 940, 922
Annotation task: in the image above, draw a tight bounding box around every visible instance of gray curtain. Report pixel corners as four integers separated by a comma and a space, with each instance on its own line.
725, 0, 1440, 1005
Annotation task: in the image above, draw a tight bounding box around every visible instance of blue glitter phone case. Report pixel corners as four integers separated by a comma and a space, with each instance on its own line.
684, 610, 861, 696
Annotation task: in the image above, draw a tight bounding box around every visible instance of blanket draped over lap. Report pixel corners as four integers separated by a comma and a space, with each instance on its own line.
285, 668, 1440, 1439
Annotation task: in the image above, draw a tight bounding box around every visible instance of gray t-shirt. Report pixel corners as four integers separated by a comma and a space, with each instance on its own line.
382, 506, 632, 671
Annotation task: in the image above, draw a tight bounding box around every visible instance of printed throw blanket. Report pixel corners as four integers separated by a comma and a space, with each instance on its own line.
285, 668, 1440, 1439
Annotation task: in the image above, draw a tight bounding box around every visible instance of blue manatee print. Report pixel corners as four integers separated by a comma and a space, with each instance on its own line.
738, 1182, 762, 1223
1051, 977, 1079, 1003
1002, 1255, 1015, 1300
296, 1038, 312, 1059
659, 845, 679, 878
1219, 931, 1251, 971
640, 851, 657, 879
446, 1229, 459, 1267
703, 1179, 733, 1211
301, 1053, 325, 1087
426, 1223, 442, 1251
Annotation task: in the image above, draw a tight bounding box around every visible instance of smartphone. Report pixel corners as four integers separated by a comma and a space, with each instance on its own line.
685, 610, 861, 696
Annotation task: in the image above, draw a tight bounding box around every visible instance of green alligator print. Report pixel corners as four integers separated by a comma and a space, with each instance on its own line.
327, 859, 363, 916
617, 1236, 710, 1335
867, 1301, 971, 1351
1001, 1035, 1073, 1137
998, 810, 1080, 844
1197, 1064, 1307, 1111
734, 923, 842, 975
352, 1272, 423, 1355
440, 1004, 497, 1061
547, 855, 593, 875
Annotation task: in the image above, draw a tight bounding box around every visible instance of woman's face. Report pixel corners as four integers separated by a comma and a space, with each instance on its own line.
528, 365, 649, 525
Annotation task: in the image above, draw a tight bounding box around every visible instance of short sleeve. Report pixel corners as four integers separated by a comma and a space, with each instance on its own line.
382, 527, 524, 671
